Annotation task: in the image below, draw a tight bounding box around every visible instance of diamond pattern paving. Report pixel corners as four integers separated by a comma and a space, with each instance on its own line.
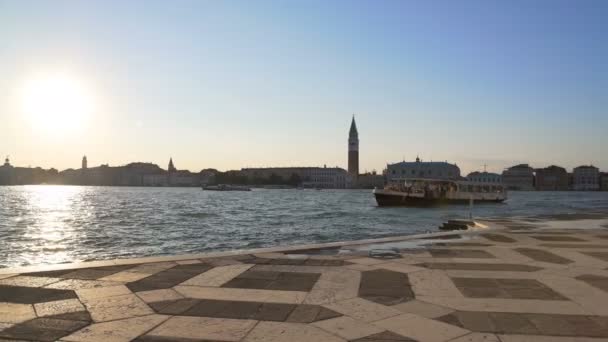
428, 249, 495, 258
359, 269, 414, 305
418, 262, 542, 272
514, 248, 573, 264
126, 263, 213, 292
1, 222, 608, 341
451, 278, 567, 300
0, 285, 77, 304
222, 270, 321, 292
575, 274, 608, 292
438, 311, 608, 337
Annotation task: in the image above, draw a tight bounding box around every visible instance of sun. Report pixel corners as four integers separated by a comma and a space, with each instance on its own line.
20, 74, 94, 135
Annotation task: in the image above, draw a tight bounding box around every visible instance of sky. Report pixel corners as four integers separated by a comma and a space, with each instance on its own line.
0, 0, 606, 175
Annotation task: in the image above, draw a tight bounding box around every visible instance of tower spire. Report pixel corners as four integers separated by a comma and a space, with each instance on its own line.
168, 157, 176, 172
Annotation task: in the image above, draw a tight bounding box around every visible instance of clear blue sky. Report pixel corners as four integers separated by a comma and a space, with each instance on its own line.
1, 0, 606, 174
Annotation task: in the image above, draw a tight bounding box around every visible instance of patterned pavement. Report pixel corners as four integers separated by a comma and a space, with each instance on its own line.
1, 221, 608, 341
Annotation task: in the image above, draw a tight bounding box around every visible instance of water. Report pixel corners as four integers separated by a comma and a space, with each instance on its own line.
1, 185, 608, 268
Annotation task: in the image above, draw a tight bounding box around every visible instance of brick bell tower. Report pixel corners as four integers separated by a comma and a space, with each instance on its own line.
348, 116, 359, 179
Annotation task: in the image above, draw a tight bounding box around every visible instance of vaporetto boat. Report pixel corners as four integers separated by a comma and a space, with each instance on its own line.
373, 178, 507, 207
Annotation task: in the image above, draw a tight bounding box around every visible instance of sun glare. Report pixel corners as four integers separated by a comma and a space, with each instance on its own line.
21, 74, 94, 135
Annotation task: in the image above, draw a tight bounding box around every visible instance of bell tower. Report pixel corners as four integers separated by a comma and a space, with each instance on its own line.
348, 116, 359, 178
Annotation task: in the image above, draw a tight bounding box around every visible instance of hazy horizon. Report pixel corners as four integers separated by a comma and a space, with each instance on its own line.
1, 0, 607, 175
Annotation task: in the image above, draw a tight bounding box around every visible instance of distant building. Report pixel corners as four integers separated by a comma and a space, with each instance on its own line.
0, 157, 14, 185
502, 164, 535, 191
601, 173, 608, 191
356, 171, 385, 189
240, 167, 352, 189
573, 165, 600, 191
535, 165, 569, 191
466, 171, 502, 183
386, 157, 461, 182
348, 117, 359, 179
82, 156, 87, 169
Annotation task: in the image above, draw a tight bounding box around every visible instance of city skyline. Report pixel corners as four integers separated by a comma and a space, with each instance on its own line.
1, 0, 607, 174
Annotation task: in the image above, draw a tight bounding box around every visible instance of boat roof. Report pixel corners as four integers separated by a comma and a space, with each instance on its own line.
391, 178, 504, 185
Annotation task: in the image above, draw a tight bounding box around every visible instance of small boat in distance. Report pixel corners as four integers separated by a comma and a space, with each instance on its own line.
374, 178, 507, 207
202, 184, 252, 191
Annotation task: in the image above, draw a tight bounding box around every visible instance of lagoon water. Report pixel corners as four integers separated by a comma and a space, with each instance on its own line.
1, 185, 608, 268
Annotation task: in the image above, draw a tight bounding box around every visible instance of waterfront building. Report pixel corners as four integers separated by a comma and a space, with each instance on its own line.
535, 165, 569, 191
466, 171, 502, 183
82, 156, 87, 170
0, 157, 13, 185
573, 165, 600, 191
502, 164, 535, 190
386, 157, 461, 182
348, 116, 359, 179
356, 171, 385, 189
601, 173, 608, 191
240, 167, 352, 188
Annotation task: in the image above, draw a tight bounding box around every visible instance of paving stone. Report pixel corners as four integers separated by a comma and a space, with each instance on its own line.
351, 330, 416, 341
313, 316, 384, 340
47, 311, 91, 322
488, 312, 539, 334
447, 332, 500, 342
514, 248, 573, 264
428, 249, 495, 259
373, 313, 469, 342
419, 263, 542, 272
222, 271, 321, 292
45, 279, 123, 290
175, 285, 308, 304
243, 321, 347, 342
0, 303, 36, 324
359, 269, 414, 305
84, 293, 153, 322
0, 285, 76, 304
582, 252, 608, 262
62, 314, 169, 342
304, 259, 345, 266
24, 269, 75, 278
438, 311, 608, 337
539, 243, 608, 248
149, 299, 200, 315
0, 276, 61, 288
99, 271, 153, 282
391, 300, 454, 319
179, 264, 252, 287
59, 265, 134, 280
146, 316, 256, 341
480, 234, 516, 243
174, 259, 202, 265
302, 269, 362, 305
349, 258, 388, 266
136, 289, 184, 303
531, 236, 585, 242
0, 317, 89, 342
451, 278, 567, 300
76, 285, 132, 302
286, 304, 342, 323
575, 274, 608, 292
34, 299, 85, 317
525, 313, 608, 337
128, 262, 178, 274
127, 264, 213, 292
181, 299, 296, 321
324, 297, 401, 323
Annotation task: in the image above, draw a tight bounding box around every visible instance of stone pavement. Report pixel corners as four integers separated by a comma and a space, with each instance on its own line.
1, 220, 608, 341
